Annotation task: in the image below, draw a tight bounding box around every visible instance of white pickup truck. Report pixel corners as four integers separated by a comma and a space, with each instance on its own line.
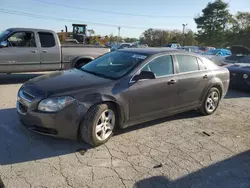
0, 28, 110, 73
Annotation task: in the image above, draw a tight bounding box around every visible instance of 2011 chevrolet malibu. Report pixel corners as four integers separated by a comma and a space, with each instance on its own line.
17, 48, 230, 146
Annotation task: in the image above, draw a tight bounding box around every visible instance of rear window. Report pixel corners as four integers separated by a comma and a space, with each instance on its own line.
38, 32, 55, 47
201, 57, 219, 70
176, 55, 199, 73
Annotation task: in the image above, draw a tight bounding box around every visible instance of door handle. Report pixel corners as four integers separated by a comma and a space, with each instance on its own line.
167, 79, 177, 85
42, 50, 48, 53
203, 75, 208, 79
31, 50, 37, 53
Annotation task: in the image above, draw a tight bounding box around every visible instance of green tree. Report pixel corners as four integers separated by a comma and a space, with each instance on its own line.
223, 12, 250, 48
140, 29, 197, 47
194, 0, 232, 47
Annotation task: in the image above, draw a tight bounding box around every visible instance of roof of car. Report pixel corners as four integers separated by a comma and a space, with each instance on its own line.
7, 28, 55, 33
119, 47, 190, 55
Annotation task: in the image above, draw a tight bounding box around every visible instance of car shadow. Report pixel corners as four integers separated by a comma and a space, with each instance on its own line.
0, 73, 43, 85
115, 110, 200, 135
0, 108, 200, 165
224, 89, 249, 99
134, 150, 250, 188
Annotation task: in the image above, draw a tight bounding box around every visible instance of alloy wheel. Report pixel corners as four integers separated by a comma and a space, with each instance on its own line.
95, 109, 115, 141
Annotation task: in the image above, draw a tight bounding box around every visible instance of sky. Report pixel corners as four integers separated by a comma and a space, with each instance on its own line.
0, 0, 250, 38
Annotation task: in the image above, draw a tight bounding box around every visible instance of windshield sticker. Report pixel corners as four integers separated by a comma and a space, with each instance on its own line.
132, 54, 147, 59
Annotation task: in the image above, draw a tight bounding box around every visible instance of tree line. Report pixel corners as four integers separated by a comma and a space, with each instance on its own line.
139, 0, 250, 48
89, 0, 249, 48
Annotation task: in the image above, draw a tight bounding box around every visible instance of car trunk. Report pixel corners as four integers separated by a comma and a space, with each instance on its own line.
225, 45, 250, 63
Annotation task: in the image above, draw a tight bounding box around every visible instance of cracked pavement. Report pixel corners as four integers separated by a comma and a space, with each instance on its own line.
1, 73, 250, 188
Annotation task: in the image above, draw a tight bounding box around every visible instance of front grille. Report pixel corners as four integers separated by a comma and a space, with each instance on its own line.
19, 90, 35, 103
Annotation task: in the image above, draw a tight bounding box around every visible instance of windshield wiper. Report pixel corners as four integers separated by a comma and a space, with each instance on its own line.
80, 68, 114, 79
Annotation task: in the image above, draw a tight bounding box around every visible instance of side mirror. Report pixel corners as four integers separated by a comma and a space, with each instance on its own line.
0, 41, 8, 48
133, 71, 156, 82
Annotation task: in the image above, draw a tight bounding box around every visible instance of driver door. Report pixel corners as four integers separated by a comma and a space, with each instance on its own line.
0, 31, 41, 72
123, 55, 179, 124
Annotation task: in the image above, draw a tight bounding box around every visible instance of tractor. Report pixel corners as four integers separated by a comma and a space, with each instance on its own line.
57, 24, 90, 44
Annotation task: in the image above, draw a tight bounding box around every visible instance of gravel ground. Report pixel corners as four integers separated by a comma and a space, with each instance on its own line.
0, 73, 250, 188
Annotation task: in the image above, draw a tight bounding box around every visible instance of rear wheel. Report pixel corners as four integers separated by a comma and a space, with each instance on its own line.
200, 87, 220, 115
75, 59, 92, 69
79, 103, 116, 146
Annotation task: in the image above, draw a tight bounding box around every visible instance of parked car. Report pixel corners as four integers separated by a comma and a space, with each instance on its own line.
0, 28, 110, 73
110, 43, 133, 51
202, 49, 232, 66
164, 43, 181, 48
224, 46, 250, 91
17, 48, 230, 146
199, 46, 216, 53
224, 45, 250, 64
203, 49, 231, 57
182, 46, 202, 54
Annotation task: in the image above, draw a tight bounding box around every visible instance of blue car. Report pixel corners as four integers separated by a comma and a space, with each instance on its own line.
203, 49, 232, 56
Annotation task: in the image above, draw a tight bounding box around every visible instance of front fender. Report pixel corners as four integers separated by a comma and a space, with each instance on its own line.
78, 93, 126, 127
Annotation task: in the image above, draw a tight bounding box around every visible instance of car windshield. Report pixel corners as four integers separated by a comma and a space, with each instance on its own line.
204, 49, 220, 55
0, 29, 11, 42
81, 51, 148, 79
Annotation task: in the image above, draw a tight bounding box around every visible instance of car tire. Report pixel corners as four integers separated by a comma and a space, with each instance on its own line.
200, 87, 220, 115
75, 59, 92, 69
79, 103, 116, 146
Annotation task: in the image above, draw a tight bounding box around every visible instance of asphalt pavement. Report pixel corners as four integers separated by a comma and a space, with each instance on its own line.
0, 73, 250, 188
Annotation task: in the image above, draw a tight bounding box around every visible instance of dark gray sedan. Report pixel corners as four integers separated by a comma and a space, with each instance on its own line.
17, 48, 230, 146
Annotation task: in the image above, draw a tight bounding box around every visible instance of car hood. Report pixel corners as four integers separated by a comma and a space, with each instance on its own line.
226, 63, 250, 72
230, 45, 250, 55
21, 69, 112, 97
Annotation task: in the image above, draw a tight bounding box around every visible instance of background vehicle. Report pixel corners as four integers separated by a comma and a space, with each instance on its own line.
224, 46, 250, 91
199, 46, 216, 53
17, 48, 230, 146
182, 46, 202, 54
226, 62, 250, 91
0, 28, 110, 73
110, 42, 133, 51
164, 43, 181, 48
203, 49, 231, 57
224, 45, 250, 64
202, 49, 232, 66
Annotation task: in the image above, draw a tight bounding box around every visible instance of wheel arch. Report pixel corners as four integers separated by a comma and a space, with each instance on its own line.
202, 82, 223, 103
76, 97, 126, 140
71, 56, 94, 68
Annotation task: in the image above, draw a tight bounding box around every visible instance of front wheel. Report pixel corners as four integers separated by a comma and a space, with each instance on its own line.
79, 103, 116, 146
199, 87, 220, 115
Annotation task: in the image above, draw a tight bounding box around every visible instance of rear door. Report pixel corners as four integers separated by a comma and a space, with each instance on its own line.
39, 32, 61, 71
0, 31, 40, 72
174, 54, 212, 109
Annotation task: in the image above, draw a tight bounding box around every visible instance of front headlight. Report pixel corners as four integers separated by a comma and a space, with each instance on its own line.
243, 74, 248, 79
38, 96, 75, 112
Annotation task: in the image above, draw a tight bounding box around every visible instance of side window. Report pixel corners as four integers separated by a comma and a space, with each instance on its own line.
7, 32, 36, 47
176, 55, 199, 73
141, 55, 173, 77
197, 58, 207, 70
201, 57, 219, 70
38, 32, 55, 48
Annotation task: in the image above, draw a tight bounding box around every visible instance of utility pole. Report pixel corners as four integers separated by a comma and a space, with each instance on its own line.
182, 23, 188, 46
118, 26, 121, 42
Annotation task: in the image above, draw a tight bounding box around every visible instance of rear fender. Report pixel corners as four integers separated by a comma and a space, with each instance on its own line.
201, 77, 224, 103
